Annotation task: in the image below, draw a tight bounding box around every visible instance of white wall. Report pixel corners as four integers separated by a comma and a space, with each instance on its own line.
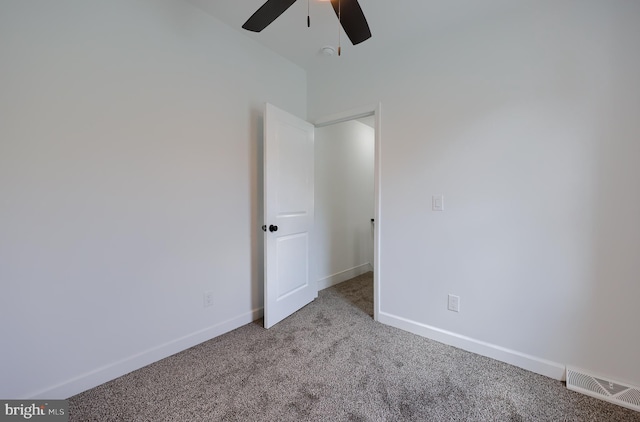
314, 120, 375, 289
0, 0, 306, 398
309, 0, 640, 385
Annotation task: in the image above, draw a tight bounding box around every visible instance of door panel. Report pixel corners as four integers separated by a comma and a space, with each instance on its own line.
276, 233, 309, 298
277, 124, 311, 214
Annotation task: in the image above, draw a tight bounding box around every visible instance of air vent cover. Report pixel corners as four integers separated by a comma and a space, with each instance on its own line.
566, 366, 640, 412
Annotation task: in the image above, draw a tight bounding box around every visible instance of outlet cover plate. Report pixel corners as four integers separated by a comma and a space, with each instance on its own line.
204, 291, 214, 308
448, 294, 460, 312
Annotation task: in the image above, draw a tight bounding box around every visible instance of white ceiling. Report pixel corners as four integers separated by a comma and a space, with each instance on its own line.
188, 0, 536, 71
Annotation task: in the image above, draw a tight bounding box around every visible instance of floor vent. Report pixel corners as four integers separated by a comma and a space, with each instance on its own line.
566, 367, 640, 412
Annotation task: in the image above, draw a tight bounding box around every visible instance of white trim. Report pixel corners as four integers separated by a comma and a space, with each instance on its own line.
313, 103, 378, 127
313, 102, 382, 322
372, 104, 381, 322
317, 263, 373, 290
26, 308, 263, 399
378, 311, 566, 381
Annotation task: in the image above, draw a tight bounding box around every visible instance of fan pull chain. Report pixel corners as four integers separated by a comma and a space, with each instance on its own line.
307, 0, 310, 27
338, 0, 341, 56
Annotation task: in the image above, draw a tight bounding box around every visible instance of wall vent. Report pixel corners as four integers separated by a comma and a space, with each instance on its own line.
566, 366, 640, 412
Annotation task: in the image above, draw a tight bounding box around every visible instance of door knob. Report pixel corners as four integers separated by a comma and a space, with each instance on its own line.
269, 224, 278, 232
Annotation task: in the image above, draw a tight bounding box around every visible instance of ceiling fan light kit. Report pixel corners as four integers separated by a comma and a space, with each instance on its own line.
242, 0, 371, 56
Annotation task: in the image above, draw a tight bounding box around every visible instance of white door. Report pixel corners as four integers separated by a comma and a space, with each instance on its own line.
263, 103, 316, 329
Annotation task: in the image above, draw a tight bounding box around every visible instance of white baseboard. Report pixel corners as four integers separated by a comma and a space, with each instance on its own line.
378, 311, 566, 381
316, 263, 373, 291
28, 307, 264, 399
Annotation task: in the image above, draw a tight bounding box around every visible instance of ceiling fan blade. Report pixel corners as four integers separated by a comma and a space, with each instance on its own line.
242, 0, 298, 32
330, 0, 372, 45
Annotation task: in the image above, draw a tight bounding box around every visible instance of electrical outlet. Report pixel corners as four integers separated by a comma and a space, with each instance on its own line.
448, 294, 460, 312
203, 291, 214, 308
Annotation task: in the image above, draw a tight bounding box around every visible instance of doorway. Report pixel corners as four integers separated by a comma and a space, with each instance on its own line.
313, 104, 381, 321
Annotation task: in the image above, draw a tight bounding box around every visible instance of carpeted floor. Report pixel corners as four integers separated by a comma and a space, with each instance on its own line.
69, 272, 640, 421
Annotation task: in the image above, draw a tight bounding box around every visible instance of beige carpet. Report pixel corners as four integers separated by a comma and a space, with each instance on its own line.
69, 272, 640, 421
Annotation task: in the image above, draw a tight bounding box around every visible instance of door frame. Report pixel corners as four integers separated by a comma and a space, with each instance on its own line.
313, 103, 382, 321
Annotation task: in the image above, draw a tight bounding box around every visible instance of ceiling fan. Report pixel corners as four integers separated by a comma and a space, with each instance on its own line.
242, 0, 372, 47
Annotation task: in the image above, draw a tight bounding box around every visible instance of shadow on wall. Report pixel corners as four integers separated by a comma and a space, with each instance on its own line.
250, 106, 264, 313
